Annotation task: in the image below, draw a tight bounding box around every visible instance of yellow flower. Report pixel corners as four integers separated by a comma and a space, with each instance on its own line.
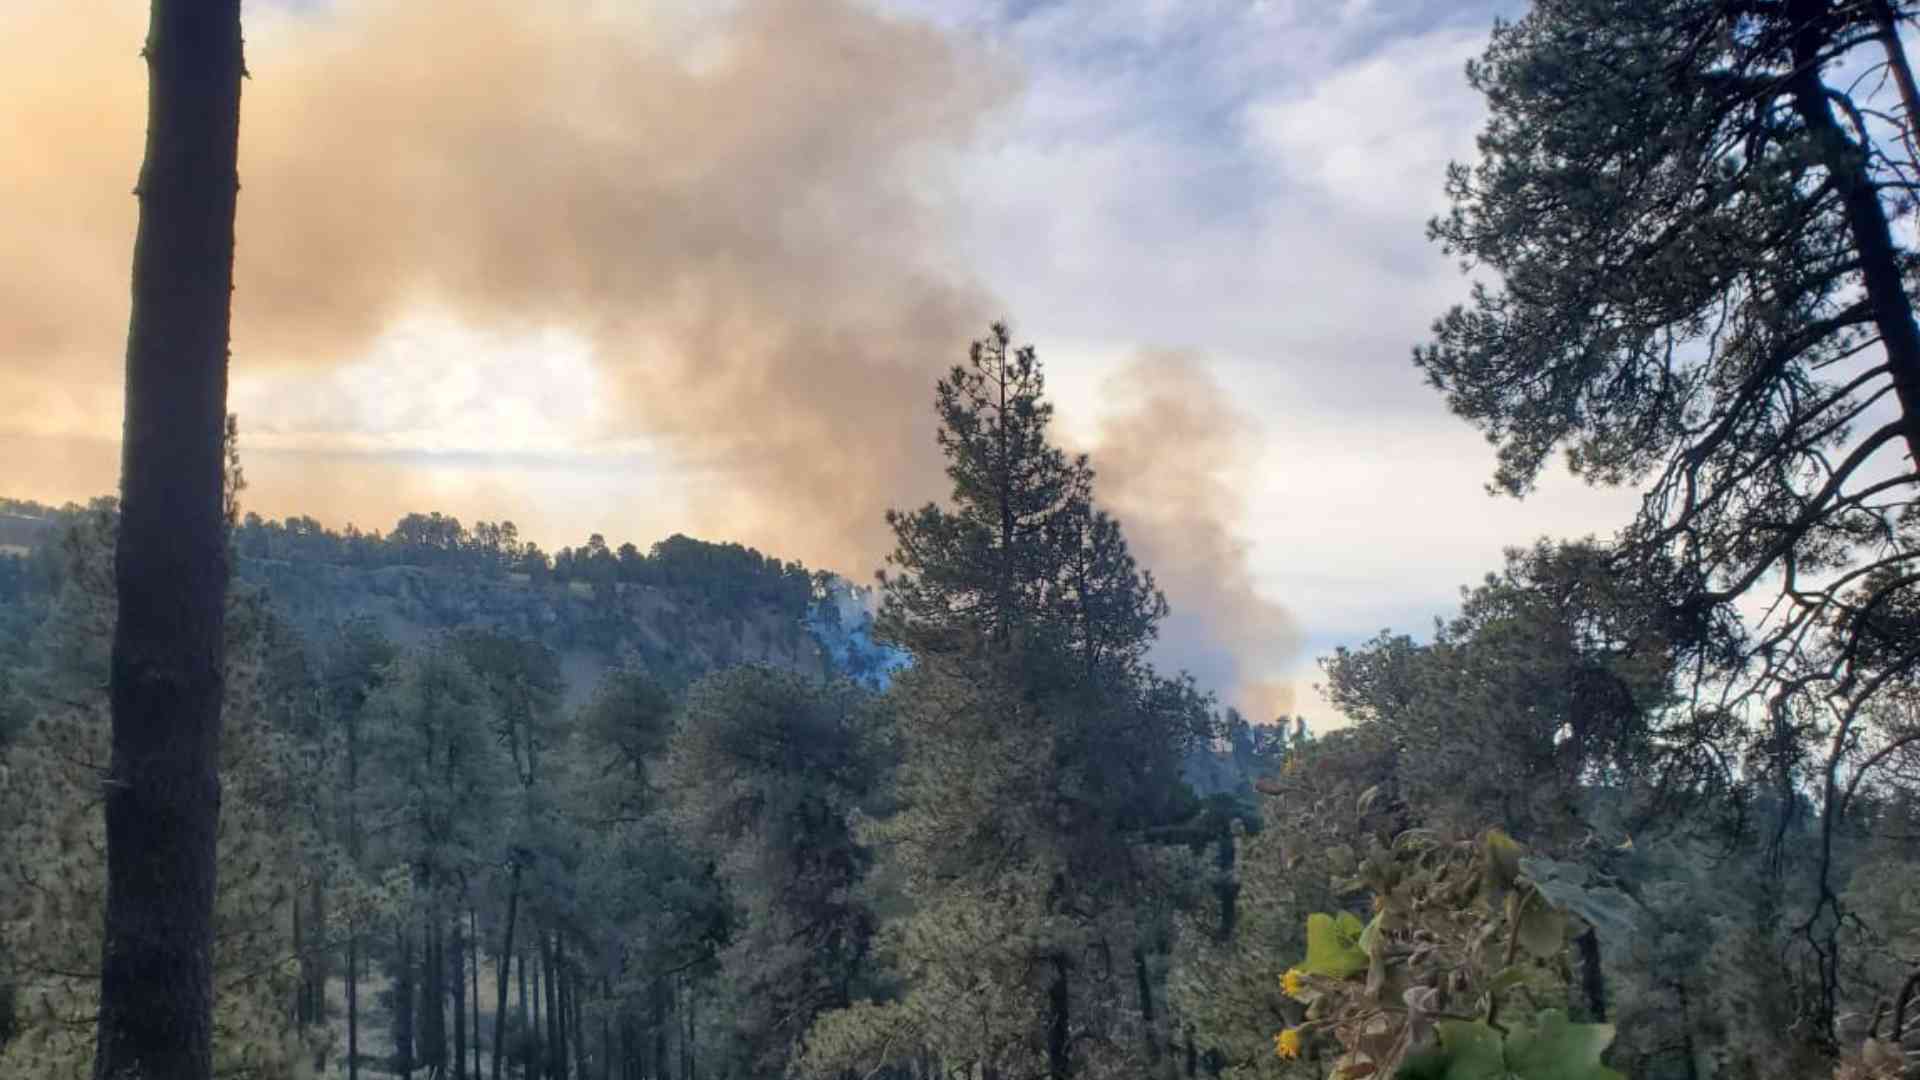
1281, 968, 1307, 999
1275, 1027, 1303, 1060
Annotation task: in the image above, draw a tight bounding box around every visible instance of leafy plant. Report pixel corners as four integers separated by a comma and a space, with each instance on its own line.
1273, 823, 1622, 1080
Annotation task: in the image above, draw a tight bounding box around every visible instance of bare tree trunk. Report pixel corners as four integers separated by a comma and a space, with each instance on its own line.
533, 937, 547, 1078
601, 978, 613, 1080
544, 932, 562, 1080
491, 864, 520, 1080
520, 939, 534, 1080
471, 906, 484, 1080
292, 888, 305, 1026
1047, 954, 1070, 1080
397, 925, 417, 1080
94, 2, 243, 1076
421, 914, 447, 1077
572, 965, 590, 1080
348, 926, 360, 1080
453, 915, 468, 1080
310, 875, 329, 1028
1133, 946, 1160, 1065
651, 978, 669, 1080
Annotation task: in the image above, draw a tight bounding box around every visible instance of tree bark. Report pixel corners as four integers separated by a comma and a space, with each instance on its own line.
453, 915, 468, 1080
532, 937, 545, 1078
1133, 946, 1160, 1064
396, 925, 416, 1080
470, 906, 483, 1080
422, 914, 447, 1076
521, 939, 534, 1080
573, 966, 590, 1080
651, 979, 670, 1080
94, 2, 243, 1076
544, 933, 561, 1080
491, 863, 519, 1080
348, 926, 360, 1080
1047, 954, 1071, 1080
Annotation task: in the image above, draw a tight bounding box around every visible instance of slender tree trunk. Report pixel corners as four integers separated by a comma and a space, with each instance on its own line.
491, 866, 520, 1080
348, 925, 360, 1080
397, 925, 417, 1080
423, 914, 448, 1077
1133, 946, 1160, 1064
453, 915, 469, 1080
521, 939, 534, 1080
677, 977, 691, 1080
573, 966, 590, 1080
94, 2, 243, 1077
602, 978, 614, 1080
545, 933, 563, 1080
310, 874, 329, 1028
292, 888, 305, 1025
533, 938, 547, 1078
471, 907, 483, 1080
1047, 954, 1070, 1080
651, 978, 669, 1080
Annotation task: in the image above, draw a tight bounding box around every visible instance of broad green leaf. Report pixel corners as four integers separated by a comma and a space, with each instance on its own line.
1515, 894, 1569, 959
1504, 1011, 1624, 1080
1303, 911, 1369, 978
1430, 1020, 1506, 1080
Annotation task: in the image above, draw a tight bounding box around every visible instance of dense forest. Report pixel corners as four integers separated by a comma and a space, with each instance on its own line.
6, 0, 1920, 1079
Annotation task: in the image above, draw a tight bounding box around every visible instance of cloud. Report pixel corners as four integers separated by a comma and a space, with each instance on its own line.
1089, 351, 1303, 718
1243, 28, 1486, 220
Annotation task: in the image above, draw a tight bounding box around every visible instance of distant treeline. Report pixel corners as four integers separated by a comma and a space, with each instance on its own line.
0, 497, 817, 618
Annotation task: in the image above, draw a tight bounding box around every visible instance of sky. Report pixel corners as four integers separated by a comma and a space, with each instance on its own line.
0, 0, 1646, 726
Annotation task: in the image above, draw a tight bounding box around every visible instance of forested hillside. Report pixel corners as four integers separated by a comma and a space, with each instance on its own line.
6, 0, 1920, 1079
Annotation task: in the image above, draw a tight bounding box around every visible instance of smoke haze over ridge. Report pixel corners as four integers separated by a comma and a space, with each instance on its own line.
0, 0, 1303, 715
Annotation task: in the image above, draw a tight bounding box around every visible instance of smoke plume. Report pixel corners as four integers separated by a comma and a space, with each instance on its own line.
1, 0, 1299, 712
1091, 352, 1304, 720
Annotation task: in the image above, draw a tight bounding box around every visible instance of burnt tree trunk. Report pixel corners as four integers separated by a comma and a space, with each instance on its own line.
94, 2, 243, 1077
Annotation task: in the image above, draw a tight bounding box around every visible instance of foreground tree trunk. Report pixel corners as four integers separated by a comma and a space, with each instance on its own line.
396, 926, 416, 1080
348, 928, 361, 1080
453, 915, 468, 1080
94, 2, 243, 1078
1046, 954, 1070, 1080
544, 932, 562, 1080
490, 865, 520, 1080
470, 906, 483, 1080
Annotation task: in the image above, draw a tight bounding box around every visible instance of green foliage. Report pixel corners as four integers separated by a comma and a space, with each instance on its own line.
1402, 1013, 1622, 1080
0, 506, 346, 1077
1302, 913, 1368, 979
878, 323, 1168, 677
1422, 0, 1920, 1041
